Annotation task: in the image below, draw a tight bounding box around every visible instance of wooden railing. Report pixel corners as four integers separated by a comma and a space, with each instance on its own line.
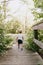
32, 22, 43, 58
33, 39, 43, 49
33, 22, 43, 49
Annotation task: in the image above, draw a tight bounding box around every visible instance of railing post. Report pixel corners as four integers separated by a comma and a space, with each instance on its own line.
34, 30, 38, 40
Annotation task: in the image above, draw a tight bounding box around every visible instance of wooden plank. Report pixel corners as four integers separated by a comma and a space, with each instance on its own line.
0, 44, 43, 65
33, 23, 43, 30
33, 39, 43, 49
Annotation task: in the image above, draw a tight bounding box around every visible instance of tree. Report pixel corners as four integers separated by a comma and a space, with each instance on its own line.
5, 20, 22, 34
33, 0, 43, 9
33, 0, 43, 21
0, 0, 13, 53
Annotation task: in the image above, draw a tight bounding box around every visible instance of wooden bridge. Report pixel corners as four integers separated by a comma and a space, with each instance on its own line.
0, 44, 43, 65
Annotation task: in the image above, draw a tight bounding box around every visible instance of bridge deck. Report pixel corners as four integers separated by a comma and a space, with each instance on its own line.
0, 44, 43, 65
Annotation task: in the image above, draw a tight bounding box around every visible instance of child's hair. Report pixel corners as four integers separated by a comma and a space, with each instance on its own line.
19, 30, 22, 33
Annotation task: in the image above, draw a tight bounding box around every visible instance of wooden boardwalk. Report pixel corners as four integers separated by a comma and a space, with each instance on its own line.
0, 44, 43, 65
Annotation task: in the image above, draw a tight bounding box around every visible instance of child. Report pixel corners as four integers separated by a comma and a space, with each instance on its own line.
16, 30, 24, 50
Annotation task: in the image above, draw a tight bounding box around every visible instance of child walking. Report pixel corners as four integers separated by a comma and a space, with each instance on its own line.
16, 30, 24, 50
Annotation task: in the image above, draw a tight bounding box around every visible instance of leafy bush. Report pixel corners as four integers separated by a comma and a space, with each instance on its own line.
38, 30, 43, 42
4, 36, 13, 45
26, 37, 39, 52
25, 29, 40, 52
0, 22, 13, 54
0, 22, 5, 52
5, 20, 21, 34
4, 36, 13, 49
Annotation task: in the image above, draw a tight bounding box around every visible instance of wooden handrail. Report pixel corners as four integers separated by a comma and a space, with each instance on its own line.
33, 39, 43, 49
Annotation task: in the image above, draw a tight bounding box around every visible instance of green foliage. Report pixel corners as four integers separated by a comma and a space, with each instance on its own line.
0, 21, 13, 53
26, 37, 39, 52
4, 36, 13, 45
33, 0, 43, 8
38, 30, 43, 42
5, 20, 21, 34
25, 29, 39, 52
32, 11, 43, 20
33, 0, 43, 21
37, 64, 41, 65
0, 22, 6, 53
0, 5, 2, 10
0, 22, 5, 42
0, 0, 14, 54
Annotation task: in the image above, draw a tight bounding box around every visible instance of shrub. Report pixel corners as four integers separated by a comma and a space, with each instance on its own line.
0, 22, 13, 54
5, 20, 21, 34
38, 30, 43, 42
4, 36, 13, 49
25, 29, 40, 52
26, 37, 39, 52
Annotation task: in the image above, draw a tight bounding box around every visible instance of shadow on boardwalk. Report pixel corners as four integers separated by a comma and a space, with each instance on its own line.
0, 44, 43, 65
